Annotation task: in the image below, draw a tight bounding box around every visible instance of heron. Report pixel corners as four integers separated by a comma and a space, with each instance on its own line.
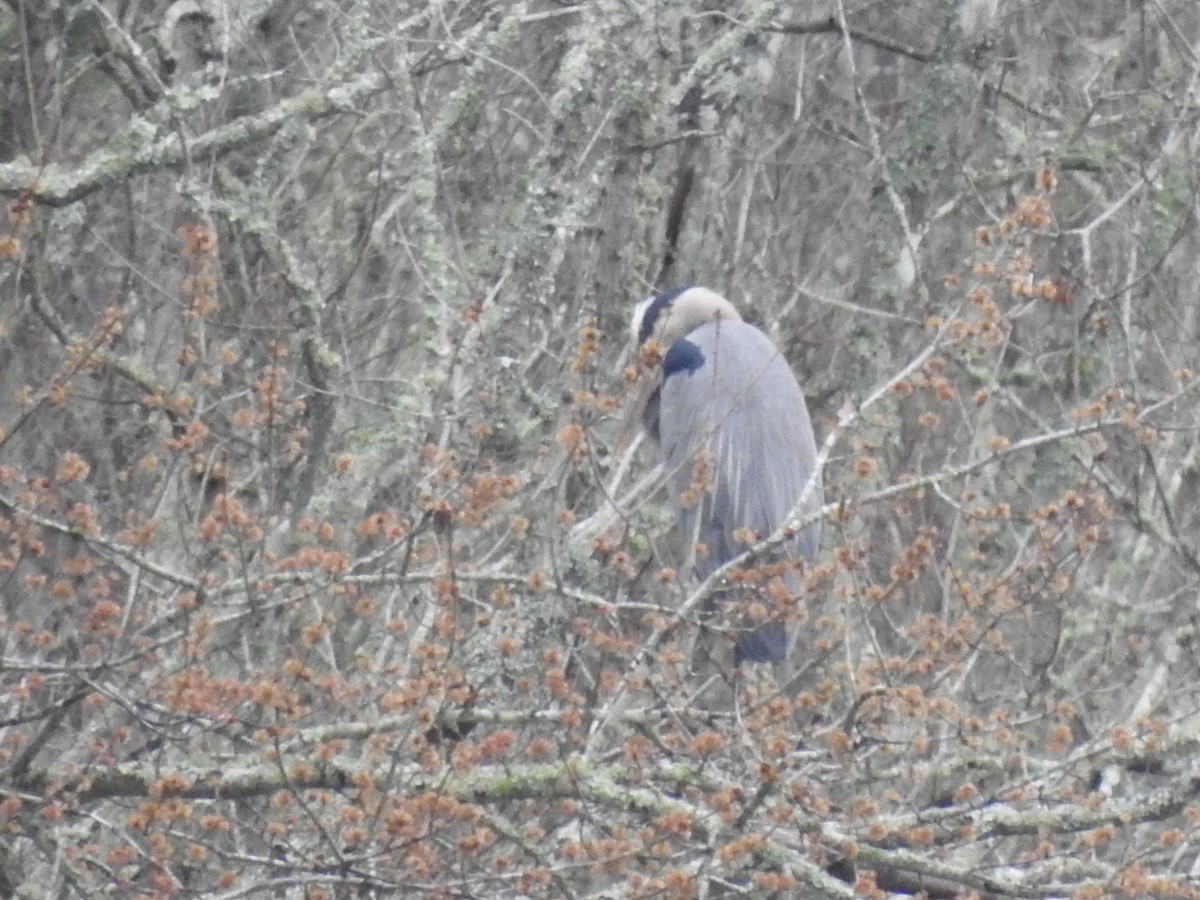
631, 286, 822, 664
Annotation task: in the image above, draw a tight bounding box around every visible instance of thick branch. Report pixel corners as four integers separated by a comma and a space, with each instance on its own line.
19, 747, 1188, 898
0, 71, 387, 206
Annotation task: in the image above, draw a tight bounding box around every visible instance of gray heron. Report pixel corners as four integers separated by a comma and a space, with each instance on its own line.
631, 286, 821, 664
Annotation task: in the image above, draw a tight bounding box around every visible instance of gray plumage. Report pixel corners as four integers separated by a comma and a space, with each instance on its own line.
661, 319, 820, 567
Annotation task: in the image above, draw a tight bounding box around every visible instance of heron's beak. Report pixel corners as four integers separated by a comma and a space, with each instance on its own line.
616, 341, 663, 451
616, 378, 656, 451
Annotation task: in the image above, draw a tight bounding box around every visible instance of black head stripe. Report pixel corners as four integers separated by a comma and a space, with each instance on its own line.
638, 285, 693, 346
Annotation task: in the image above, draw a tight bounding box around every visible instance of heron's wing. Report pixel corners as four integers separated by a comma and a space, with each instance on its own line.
713, 364, 822, 561
659, 321, 822, 568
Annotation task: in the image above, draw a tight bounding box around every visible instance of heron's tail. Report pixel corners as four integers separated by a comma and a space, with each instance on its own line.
734, 622, 789, 664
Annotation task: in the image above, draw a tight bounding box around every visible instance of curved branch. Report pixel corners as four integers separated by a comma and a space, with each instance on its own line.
697, 11, 1061, 123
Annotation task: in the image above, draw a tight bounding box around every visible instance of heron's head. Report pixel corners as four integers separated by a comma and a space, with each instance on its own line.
631, 286, 742, 349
